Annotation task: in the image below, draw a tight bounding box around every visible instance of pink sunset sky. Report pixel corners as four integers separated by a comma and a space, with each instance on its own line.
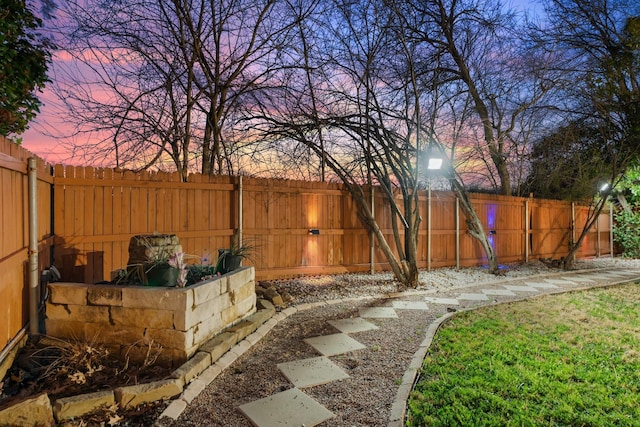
20, 0, 542, 166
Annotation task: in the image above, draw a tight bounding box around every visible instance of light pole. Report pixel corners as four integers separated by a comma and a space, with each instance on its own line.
427, 144, 443, 271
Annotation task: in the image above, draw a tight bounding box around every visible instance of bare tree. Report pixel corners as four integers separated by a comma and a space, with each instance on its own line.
394, 0, 557, 196
171, 0, 297, 175
245, 0, 427, 287
53, 0, 295, 178
246, 0, 518, 285
54, 1, 200, 178
532, 0, 640, 268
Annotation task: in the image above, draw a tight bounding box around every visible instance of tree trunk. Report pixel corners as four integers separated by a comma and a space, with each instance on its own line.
348, 184, 419, 289
449, 176, 499, 273
488, 142, 512, 196
562, 195, 610, 270
202, 104, 222, 175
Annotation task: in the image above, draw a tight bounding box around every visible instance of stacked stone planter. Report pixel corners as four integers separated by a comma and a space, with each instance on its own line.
45, 267, 256, 367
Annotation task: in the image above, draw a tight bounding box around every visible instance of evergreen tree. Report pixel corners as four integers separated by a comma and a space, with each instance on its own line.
0, 0, 53, 136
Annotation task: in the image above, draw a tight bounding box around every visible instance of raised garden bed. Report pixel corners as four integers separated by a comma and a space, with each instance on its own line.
45, 267, 256, 368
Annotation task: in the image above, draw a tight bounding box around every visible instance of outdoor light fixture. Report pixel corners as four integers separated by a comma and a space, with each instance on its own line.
427, 157, 443, 170
426, 141, 443, 170
309, 229, 320, 235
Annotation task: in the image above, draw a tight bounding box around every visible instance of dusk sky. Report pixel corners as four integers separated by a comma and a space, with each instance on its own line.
20, 0, 543, 166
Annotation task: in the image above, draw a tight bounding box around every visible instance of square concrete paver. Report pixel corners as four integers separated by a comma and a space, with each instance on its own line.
392, 300, 430, 310
524, 281, 559, 289
328, 318, 379, 333
277, 356, 349, 388
563, 275, 595, 283
503, 285, 539, 293
238, 387, 334, 427
543, 278, 574, 285
482, 288, 516, 296
585, 273, 621, 280
605, 272, 637, 280
359, 307, 399, 318
304, 333, 367, 356
597, 271, 629, 277
457, 293, 489, 301
424, 297, 460, 305
615, 270, 640, 276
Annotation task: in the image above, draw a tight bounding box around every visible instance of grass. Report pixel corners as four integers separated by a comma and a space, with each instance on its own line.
406, 283, 640, 426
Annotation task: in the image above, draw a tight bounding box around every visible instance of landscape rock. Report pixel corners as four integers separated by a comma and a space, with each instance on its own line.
114, 379, 183, 409
0, 393, 54, 427
52, 390, 114, 421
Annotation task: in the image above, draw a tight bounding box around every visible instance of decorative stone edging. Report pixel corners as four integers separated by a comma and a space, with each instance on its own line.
0, 300, 276, 426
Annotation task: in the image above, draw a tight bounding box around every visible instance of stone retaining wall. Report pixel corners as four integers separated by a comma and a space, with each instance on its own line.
45, 267, 256, 367
0, 298, 276, 425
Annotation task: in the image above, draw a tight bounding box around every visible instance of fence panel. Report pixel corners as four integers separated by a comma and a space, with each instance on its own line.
50, 165, 613, 283
0, 137, 52, 354
472, 193, 528, 264
529, 199, 572, 260
574, 204, 612, 258
53, 167, 237, 282
242, 177, 347, 279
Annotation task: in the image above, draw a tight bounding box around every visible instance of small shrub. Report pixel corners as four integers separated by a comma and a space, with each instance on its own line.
186, 264, 216, 285
613, 208, 640, 258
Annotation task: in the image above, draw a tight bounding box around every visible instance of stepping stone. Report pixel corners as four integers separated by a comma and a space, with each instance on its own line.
328, 318, 379, 333
543, 278, 574, 285
304, 333, 367, 356
424, 297, 460, 305
238, 388, 334, 426
482, 289, 516, 296
616, 270, 640, 276
359, 307, 398, 319
504, 285, 539, 293
277, 356, 349, 388
596, 272, 634, 279
563, 275, 595, 283
392, 301, 430, 310
457, 293, 489, 301
524, 281, 559, 289
585, 273, 620, 280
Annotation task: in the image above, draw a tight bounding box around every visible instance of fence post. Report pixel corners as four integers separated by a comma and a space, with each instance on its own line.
525, 200, 529, 263
28, 157, 39, 335
370, 186, 375, 274
571, 202, 576, 252
427, 181, 432, 271
455, 197, 460, 269
238, 175, 243, 245
609, 202, 614, 257
596, 208, 601, 257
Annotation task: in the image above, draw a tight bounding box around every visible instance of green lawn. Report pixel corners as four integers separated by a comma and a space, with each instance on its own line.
406, 283, 640, 426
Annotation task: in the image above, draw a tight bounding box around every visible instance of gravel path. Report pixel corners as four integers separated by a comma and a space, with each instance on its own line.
153, 258, 640, 426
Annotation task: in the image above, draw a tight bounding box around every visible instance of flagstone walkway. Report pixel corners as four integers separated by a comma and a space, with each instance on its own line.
157, 268, 640, 427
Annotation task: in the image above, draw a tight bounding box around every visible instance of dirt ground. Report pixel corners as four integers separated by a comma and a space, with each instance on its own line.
0, 334, 173, 424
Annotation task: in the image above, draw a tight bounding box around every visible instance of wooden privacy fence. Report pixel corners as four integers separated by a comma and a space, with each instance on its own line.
0, 138, 53, 357
52, 166, 612, 283
1, 144, 612, 358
